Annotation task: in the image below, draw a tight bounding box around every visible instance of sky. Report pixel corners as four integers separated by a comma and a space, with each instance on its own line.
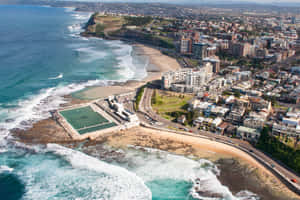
54, 0, 300, 3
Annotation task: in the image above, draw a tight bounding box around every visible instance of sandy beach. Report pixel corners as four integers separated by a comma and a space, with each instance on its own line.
90, 126, 300, 200
73, 44, 180, 100
13, 119, 300, 199
11, 43, 299, 199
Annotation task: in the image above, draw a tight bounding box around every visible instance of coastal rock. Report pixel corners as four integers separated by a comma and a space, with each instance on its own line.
5, 118, 15, 123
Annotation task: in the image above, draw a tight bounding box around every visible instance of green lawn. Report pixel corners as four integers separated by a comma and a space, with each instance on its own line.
152, 90, 193, 120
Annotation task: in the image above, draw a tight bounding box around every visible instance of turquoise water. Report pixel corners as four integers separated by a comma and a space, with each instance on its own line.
0, 5, 259, 200
147, 179, 193, 200
0, 5, 147, 132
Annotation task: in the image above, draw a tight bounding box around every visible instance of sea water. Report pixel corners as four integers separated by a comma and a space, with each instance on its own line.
0, 5, 259, 200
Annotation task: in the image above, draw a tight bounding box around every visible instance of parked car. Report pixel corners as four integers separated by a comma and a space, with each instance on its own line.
291, 179, 298, 183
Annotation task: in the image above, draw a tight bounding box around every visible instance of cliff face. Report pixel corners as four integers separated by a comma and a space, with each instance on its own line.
81, 13, 97, 36
85, 13, 96, 28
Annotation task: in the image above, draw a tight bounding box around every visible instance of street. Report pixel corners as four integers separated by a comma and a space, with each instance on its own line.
138, 87, 300, 195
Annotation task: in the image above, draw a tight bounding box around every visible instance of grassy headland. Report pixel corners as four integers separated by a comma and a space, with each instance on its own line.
82, 13, 175, 49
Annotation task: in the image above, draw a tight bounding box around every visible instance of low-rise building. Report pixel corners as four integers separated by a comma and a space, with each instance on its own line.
210, 106, 230, 117
216, 122, 229, 135
243, 117, 265, 130
193, 116, 222, 132
272, 123, 300, 137
226, 107, 246, 125
248, 97, 271, 111
177, 115, 186, 124
237, 126, 260, 141
211, 117, 223, 131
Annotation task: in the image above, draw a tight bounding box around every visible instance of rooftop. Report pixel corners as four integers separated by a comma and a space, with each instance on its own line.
237, 126, 259, 134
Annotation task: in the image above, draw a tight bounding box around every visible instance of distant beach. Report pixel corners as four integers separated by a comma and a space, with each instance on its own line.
71, 44, 181, 100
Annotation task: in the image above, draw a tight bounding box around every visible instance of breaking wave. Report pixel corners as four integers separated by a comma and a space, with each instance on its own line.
0, 79, 106, 140
0, 165, 13, 173
106, 40, 148, 81
48, 73, 63, 80
0, 144, 151, 200
75, 47, 108, 63
121, 147, 259, 200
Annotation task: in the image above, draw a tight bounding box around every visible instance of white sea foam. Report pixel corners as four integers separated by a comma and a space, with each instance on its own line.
71, 13, 91, 21
75, 47, 108, 63
66, 10, 147, 80
0, 143, 150, 200
66, 10, 92, 39
0, 149, 7, 153
122, 147, 259, 200
0, 11, 143, 140
106, 41, 148, 81
0, 7, 153, 200
48, 73, 63, 80
236, 190, 260, 200
39, 144, 152, 200
0, 165, 13, 173
0, 135, 152, 200
0, 79, 106, 139
68, 24, 82, 33
0, 11, 98, 138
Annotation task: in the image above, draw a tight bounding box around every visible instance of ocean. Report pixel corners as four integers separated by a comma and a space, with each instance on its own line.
0, 5, 259, 200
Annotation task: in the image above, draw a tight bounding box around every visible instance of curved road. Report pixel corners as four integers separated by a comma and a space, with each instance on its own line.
138, 87, 300, 195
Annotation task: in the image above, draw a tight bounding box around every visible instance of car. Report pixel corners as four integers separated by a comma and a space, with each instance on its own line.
291, 179, 298, 183
271, 164, 275, 168
189, 130, 193, 133
249, 149, 253, 153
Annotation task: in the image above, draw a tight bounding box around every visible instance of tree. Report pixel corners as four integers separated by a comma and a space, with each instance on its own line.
256, 126, 300, 174
186, 111, 195, 126
233, 91, 241, 98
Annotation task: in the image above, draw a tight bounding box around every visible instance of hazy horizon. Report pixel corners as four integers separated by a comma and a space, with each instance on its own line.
52, 0, 300, 4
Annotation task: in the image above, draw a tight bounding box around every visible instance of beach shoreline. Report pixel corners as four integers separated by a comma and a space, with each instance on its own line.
71, 43, 180, 100
10, 42, 300, 199
90, 126, 300, 200
13, 122, 300, 199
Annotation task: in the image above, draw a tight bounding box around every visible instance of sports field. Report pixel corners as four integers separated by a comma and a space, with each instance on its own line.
59, 106, 116, 135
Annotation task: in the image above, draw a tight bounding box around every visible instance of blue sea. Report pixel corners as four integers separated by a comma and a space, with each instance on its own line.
0, 5, 259, 200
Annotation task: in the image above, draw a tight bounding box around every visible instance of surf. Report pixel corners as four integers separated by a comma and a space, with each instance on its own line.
48, 73, 63, 80
0, 143, 152, 200
117, 147, 260, 200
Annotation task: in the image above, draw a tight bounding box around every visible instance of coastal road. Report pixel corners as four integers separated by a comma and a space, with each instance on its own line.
138, 87, 300, 195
